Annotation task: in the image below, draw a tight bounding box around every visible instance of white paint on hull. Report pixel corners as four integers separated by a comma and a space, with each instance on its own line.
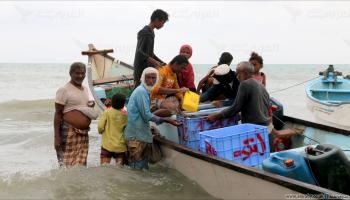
307, 98, 350, 131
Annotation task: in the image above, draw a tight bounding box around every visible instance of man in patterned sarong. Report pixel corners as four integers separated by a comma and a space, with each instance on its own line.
54, 62, 97, 167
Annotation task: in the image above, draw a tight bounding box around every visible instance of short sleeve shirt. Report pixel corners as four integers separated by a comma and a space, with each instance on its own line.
55, 82, 90, 113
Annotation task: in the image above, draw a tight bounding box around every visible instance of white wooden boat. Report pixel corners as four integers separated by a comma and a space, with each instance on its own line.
306, 65, 350, 130
83, 45, 350, 200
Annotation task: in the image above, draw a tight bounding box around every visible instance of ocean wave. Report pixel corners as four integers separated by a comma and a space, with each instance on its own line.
0, 99, 55, 122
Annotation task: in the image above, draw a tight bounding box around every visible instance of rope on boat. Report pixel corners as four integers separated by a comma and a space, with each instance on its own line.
269, 76, 320, 94
272, 114, 321, 144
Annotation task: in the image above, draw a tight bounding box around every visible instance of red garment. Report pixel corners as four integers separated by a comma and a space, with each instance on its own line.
273, 137, 291, 152
178, 45, 196, 91
178, 63, 195, 90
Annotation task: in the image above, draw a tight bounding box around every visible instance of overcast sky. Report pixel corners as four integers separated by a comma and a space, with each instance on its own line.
1, 1, 350, 64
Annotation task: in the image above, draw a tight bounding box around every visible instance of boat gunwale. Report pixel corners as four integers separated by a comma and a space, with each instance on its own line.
306, 92, 350, 106
283, 115, 350, 136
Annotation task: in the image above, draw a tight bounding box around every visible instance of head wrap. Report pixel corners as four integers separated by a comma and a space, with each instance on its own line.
213, 64, 232, 85
141, 67, 159, 92
179, 44, 193, 58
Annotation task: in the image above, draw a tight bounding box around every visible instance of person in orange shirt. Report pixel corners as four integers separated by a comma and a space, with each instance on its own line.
151, 55, 189, 115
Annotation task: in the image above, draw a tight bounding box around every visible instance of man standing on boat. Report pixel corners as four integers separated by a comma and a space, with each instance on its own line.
124, 67, 180, 170
133, 9, 169, 88
207, 61, 270, 126
54, 62, 97, 167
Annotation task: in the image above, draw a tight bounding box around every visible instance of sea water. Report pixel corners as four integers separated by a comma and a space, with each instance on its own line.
0, 63, 349, 199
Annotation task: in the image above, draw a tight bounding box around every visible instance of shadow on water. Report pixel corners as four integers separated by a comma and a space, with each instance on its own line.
0, 165, 218, 200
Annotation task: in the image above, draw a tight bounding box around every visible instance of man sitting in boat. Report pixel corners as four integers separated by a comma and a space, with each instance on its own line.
199, 63, 240, 106
151, 55, 189, 115
54, 62, 98, 167
207, 61, 270, 126
124, 67, 181, 170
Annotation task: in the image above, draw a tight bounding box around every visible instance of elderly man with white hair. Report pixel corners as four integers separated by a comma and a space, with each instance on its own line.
207, 61, 270, 126
124, 67, 180, 170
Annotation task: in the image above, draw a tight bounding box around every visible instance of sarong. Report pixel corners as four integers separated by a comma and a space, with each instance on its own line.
56, 122, 89, 167
126, 140, 152, 169
150, 96, 180, 114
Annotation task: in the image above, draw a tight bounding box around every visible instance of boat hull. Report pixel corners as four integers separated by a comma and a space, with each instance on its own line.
160, 145, 299, 199
306, 90, 350, 130
158, 138, 341, 200
306, 75, 350, 130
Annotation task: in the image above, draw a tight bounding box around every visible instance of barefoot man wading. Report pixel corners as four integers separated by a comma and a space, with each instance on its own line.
54, 62, 98, 167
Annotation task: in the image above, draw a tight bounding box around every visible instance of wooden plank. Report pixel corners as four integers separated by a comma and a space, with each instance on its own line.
92, 74, 133, 85
82, 49, 114, 55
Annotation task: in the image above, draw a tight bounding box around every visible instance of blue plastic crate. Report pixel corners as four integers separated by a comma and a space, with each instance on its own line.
177, 111, 239, 151
199, 123, 270, 167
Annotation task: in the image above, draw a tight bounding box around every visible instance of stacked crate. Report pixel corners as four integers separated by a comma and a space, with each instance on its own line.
177, 111, 239, 151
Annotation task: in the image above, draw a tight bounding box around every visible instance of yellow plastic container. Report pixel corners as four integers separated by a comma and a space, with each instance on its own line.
182, 91, 200, 112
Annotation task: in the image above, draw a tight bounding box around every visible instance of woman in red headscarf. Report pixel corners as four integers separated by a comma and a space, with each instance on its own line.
177, 44, 196, 92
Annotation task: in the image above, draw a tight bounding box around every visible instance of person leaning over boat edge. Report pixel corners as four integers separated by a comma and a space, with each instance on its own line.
54, 62, 98, 167
197, 52, 233, 94
199, 63, 240, 106
133, 9, 169, 88
207, 61, 270, 126
124, 67, 181, 170
151, 55, 189, 116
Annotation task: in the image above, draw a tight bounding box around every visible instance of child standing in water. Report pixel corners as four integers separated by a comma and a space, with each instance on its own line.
98, 93, 128, 166
249, 52, 266, 87
177, 44, 196, 92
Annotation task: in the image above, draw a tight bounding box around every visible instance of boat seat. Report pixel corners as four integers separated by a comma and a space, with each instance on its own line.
93, 74, 133, 86
310, 89, 350, 93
